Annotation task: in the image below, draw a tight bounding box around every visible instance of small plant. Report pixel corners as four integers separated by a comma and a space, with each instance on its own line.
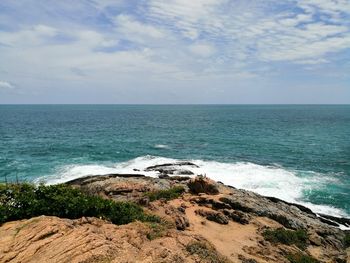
344, 233, 350, 248
144, 186, 185, 201
186, 241, 231, 263
263, 228, 308, 250
286, 253, 319, 263
146, 219, 173, 240
0, 183, 160, 225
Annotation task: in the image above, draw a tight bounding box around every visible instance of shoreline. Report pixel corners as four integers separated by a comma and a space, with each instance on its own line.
1, 166, 349, 262
65, 171, 350, 230
36, 156, 348, 222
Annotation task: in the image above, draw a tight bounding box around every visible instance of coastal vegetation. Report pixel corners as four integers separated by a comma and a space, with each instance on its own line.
186, 241, 231, 263
263, 228, 308, 250
146, 220, 174, 240
0, 183, 159, 225
344, 233, 350, 248
286, 253, 319, 263
144, 186, 185, 201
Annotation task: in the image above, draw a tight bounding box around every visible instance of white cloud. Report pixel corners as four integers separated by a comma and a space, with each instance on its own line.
114, 14, 164, 39
0, 24, 59, 47
33, 25, 58, 36
189, 43, 216, 57
0, 81, 14, 90
295, 58, 329, 65
0, 0, 350, 103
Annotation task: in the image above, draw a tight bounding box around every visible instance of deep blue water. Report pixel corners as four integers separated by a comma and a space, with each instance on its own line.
0, 105, 349, 216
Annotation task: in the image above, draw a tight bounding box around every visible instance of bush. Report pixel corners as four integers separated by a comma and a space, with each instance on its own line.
186, 241, 231, 263
286, 253, 319, 263
0, 183, 159, 225
144, 186, 185, 201
263, 228, 308, 250
344, 233, 350, 248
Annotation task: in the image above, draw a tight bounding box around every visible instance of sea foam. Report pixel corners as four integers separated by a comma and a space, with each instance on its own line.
37, 155, 348, 219
153, 144, 171, 149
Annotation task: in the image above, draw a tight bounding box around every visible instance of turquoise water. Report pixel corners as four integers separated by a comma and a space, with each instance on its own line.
0, 105, 349, 217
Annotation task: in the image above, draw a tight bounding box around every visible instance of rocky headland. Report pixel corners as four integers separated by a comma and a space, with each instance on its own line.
0, 162, 349, 263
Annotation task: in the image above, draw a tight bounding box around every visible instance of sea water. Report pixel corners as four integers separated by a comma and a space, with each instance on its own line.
0, 105, 349, 217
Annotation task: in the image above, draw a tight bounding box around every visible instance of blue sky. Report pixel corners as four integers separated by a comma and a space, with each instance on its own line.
0, 0, 349, 103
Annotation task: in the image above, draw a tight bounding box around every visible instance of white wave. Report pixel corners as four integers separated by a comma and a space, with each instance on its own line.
37, 155, 349, 219
153, 144, 171, 149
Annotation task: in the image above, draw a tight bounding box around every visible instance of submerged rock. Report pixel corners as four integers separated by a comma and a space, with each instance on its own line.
145, 162, 199, 171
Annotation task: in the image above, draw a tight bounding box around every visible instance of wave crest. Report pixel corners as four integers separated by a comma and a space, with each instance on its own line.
36, 155, 348, 218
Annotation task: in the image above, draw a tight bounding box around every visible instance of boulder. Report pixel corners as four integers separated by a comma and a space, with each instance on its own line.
188, 177, 219, 195
195, 209, 229, 225
175, 215, 190, 230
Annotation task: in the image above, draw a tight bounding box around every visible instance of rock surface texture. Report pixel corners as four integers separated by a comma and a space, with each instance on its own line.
1, 163, 349, 263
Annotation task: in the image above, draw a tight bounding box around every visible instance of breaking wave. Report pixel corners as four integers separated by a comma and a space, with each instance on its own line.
36, 155, 348, 218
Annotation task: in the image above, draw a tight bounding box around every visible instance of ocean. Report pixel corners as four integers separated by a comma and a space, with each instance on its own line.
0, 105, 349, 218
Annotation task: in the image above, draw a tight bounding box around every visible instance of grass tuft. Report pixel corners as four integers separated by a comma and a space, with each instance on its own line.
263, 228, 308, 250
146, 219, 174, 240
186, 241, 231, 263
144, 186, 185, 202
344, 233, 350, 248
286, 253, 319, 263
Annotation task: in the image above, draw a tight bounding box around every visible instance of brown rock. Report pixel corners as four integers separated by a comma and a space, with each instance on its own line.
195, 209, 229, 225
309, 233, 322, 246
175, 215, 190, 230
0, 216, 201, 263
223, 209, 250, 225
188, 176, 219, 195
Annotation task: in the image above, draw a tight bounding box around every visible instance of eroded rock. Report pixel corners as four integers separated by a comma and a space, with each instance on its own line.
195, 209, 229, 225
188, 177, 219, 195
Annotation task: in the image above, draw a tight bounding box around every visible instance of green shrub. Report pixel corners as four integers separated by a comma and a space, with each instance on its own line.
146, 220, 173, 240
186, 241, 231, 263
144, 186, 185, 201
344, 233, 350, 248
263, 228, 308, 250
0, 183, 159, 225
286, 253, 319, 263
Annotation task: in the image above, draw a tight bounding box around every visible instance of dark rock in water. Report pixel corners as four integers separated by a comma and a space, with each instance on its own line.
195, 209, 229, 225
153, 167, 194, 175
188, 177, 219, 195
265, 196, 316, 216
317, 214, 350, 227
145, 162, 199, 171
158, 174, 170, 179
318, 217, 340, 227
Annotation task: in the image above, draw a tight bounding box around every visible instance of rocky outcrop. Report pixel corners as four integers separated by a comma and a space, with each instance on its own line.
1, 166, 349, 263
145, 162, 198, 176
195, 209, 229, 224
0, 216, 207, 263
188, 177, 219, 195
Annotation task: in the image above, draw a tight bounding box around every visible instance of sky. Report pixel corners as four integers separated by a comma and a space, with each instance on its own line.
0, 0, 349, 104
